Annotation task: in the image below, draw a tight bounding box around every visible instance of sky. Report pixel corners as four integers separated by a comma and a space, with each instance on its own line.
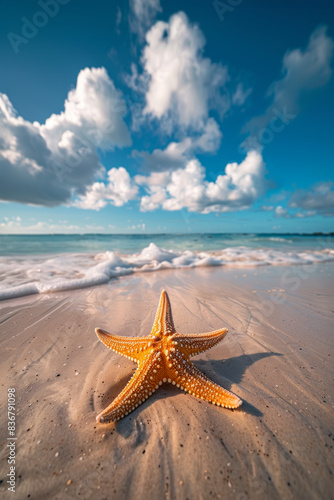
0, 0, 333, 234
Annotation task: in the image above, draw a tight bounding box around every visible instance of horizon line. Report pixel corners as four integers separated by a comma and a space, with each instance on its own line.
0, 232, 333, 237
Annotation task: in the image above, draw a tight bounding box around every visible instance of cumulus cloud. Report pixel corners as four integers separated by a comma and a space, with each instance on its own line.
129, 0, 162, 40
295, 211, 316, 218
136, 150, 265, 213
290, 182, 334, 216
142, 12, 229, 130
195, 118, 223, 153
274, 206, 290, 218
133, 140, 191, 173
132, 118, 222, 172
0, 68, 131, 206
75, 167, 138, 210
271, 182, 334, 219
243, 26, 334, 145
274, 204, 318, 219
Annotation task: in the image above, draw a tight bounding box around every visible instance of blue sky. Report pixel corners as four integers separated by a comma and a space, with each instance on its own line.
0, 0, 333, 234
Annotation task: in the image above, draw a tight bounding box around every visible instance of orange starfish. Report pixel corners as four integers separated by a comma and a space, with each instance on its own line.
95, 290, 242, 423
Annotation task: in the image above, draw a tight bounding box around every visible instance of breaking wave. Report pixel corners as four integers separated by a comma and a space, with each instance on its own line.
1, 243, 333, 300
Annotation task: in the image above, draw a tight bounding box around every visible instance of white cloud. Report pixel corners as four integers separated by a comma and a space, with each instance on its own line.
41, 67, 131, 152
195, 118, 223, 153
129, 223, 146, 231
232, 83, 252, 106
244, 26, 334, 140
0, 219, 82, 235
116, 7, 122, 34
129, 0, 162, 39
290, 182, 334, 216
132, 118, 222, 172
0, 220, 19, 230
295, 211, 316, 218
136, 150, 265, 213
275, 205, 289, 218
133, 139, 191, 172
142, 12, 229, 130
75, 167, 138, 210
275, 204, 317, 219
0, 67, 131, 206
0, 216, 114, 234
136, 171, 171, 211
266, 183, 334, 219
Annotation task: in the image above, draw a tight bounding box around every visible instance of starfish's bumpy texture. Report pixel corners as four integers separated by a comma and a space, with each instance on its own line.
95, 290, 242, 423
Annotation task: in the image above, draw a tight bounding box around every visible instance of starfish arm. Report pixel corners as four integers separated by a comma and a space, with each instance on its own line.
171, 360, 242, 409
173, 328, 228, 357
151, 290, 176, 337
95, 328, 153, 362
96, 352, 162, 423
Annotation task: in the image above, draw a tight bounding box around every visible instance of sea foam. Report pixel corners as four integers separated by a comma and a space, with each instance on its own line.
0, 242, 333, 300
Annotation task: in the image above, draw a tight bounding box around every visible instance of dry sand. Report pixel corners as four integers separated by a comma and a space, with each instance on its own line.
0, 263, 333, 500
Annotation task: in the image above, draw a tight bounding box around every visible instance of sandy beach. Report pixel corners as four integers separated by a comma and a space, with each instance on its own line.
0, 263, 333, 500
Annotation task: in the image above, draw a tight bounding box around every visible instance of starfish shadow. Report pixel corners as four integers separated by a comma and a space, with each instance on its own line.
194, 351, 281, 385
97, 351, 281, 432
194, 351, 282, 417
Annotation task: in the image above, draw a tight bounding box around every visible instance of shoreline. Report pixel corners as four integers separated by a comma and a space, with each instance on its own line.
0, 263, 333, 499
1, 241, 334, 302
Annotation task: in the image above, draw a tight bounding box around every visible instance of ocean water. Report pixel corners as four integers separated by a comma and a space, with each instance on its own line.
0, 233, 333, 301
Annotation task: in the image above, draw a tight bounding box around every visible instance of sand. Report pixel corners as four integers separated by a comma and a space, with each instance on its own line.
0, 263, 333, 500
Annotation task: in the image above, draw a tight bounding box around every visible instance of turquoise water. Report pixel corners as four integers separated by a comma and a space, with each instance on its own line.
1, 234, 333, 300
1, 233, 333, 256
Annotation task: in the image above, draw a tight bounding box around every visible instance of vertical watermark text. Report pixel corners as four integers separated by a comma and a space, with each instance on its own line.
7, 388, 16, 493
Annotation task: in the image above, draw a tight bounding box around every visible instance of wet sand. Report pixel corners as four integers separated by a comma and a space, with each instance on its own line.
0, 263, 333, 500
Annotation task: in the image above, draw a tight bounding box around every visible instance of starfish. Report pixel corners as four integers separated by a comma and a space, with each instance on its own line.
95, 290, 242, 423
